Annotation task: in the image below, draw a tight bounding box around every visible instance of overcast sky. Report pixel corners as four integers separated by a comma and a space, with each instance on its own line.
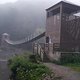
0, 0, 17, 4
0, 0, 80, 6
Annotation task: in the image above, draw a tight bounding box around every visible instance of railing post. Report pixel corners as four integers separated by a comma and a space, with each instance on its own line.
33, 43, 34, 55
37, 43, 38, 55
53, 43, 54, 53
40, 48, 41, 57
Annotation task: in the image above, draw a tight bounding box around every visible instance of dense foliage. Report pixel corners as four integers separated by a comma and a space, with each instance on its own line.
52, 53, 80, 65
8, 53, 61, 80
60, 53, 80, 64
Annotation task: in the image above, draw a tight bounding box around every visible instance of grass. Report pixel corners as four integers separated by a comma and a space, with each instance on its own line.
63, 63, 80, 72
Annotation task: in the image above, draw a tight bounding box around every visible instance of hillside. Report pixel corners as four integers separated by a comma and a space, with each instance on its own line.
0, 0, 59, 40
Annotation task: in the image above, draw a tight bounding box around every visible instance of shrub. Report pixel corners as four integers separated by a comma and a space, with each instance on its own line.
8, 54, 53, 80
29, 54, 42, 63
29, 55, 37, 63
60, 53, 80, 64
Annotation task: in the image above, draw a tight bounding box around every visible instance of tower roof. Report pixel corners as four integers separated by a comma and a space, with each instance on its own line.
46, 1, 80, 13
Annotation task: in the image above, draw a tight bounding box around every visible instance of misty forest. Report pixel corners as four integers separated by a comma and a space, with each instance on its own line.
0, 0, 49, 40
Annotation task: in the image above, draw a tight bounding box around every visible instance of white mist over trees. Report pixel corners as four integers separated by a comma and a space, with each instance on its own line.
0, 0, 60, 40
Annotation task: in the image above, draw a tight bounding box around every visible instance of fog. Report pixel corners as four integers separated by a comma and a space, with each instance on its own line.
0, 0, 79, 40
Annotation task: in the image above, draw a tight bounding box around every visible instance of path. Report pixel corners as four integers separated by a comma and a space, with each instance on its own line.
0, 48, 26, 80
44, 63, 80, 80
0, 60, 10, 80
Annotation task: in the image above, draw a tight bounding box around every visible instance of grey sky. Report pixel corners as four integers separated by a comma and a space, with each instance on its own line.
0, 0, 17, 4
0, 0, 80, 6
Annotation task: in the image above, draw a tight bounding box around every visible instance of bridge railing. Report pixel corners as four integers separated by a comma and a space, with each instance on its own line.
4, 31, 45, 45
33, 43, 60, 61
33, 42, 80, 62
33, 43, 44, 61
